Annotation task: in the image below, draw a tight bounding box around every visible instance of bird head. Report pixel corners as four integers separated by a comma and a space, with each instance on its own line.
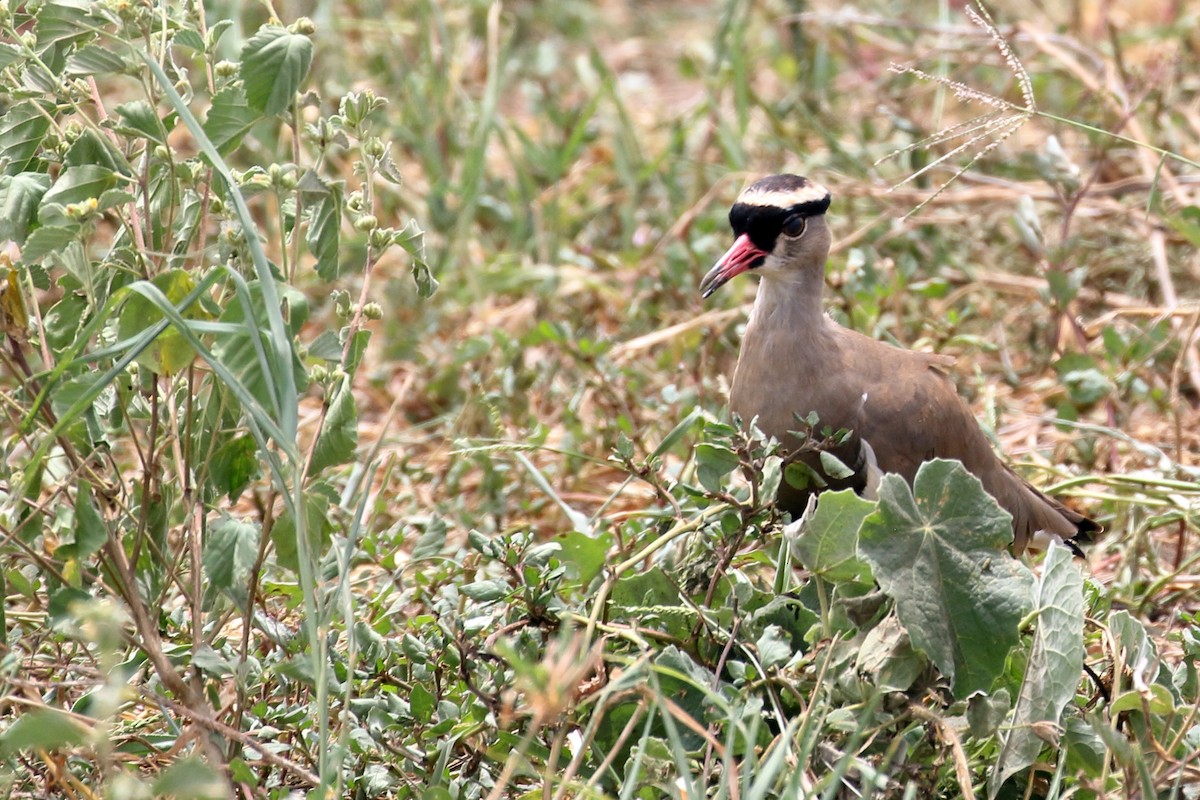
700, 174, 832, 298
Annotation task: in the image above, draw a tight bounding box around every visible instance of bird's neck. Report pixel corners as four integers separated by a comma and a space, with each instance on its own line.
748, 268, 827, 333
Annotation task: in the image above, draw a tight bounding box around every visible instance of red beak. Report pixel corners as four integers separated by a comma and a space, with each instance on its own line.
700, 234, 767, 298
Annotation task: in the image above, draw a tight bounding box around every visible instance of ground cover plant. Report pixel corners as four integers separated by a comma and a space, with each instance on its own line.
1, 0, 1199, 797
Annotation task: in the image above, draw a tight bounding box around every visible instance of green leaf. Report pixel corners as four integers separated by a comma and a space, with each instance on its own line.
307, 375, 358, 475
240, 25, 314, 116
858, 459, 1034, 698
461, 579, 511, 602
558, 529, 611, 584
394, 219, 437, 298
795, 489, 874, 584
0, 101, 52, 175
0, 172, 51, 244
305, 180, 342, 281
991, 543, 1085, 796
1109, 685, 1175, 715
209, 434, 259, 501
204, 515, 261, 592
117, 270, 208, 375
745, 592, 817, 654
410, 518, 447, 560
754, 625, 793, 670
0, 709, 88, 756
41, 165, 118, 208
1165, 205, 1200, 247
271, 487, 333, 573
115, 100, 167, 144
855, 615, 923, 692
819, 450, 855, 480
22, 226, 80, 264
203, 87, 258, 156
0, 42, 22, 72
152, 757, 228, 799
65, 43, 136, 76
410, 683, 436, 724
62, 480, 106, 561
695, 442, 740, 492
650, 407, 702, 461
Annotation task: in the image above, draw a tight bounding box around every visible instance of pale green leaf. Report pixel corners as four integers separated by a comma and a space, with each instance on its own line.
307, 375, 358, 474
204, 515, 261, 592
240, 25, 313, 116
991, 543, 1085, 796
858, 459, 1034, 698
795, 488, 874, 584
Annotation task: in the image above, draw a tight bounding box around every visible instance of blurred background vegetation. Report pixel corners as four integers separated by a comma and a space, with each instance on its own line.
2, 0, 1199, 796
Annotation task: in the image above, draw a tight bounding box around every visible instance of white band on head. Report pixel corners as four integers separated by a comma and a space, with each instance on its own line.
737, 182, 830, 209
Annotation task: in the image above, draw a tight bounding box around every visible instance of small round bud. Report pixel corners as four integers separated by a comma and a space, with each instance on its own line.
309, 363, 329, 382
353, 214, 378, 232
368, 226, 395, 250
214, 60, 239, 78
362, 302, 383, 320
362, 137, 386, 158
292, 17, 316, 35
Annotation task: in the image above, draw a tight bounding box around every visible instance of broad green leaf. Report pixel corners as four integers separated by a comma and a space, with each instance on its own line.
1109, 685, 1174, 715
819, 450, 855, 480
745, 593, 818, 654
991, 543, 1085, 797
0, 102, 52, 176
858, 459, 1034, 698
152, 757, 227, 799
173, 29, 206, 51
410, 518, 447, 560
795, 489, 874, 584
204, 515, 261, 592
210, 280, 307, 416
1166, 205, 1200, 247
240, 25, 313, 116
202, 87, 258, 156
41, 165, 118, 208
394, 219, 437, 298
271, 484, 333, 573
856, 614, 922, 692
117, 270, 208, 375
115, 100, 167, 144
65, 43, 136, 76
411, 683, 436, 724
0, 709, 89, 756
305, 180, 342, 281
652, 647, 711, 749
63, 130, 126, 174
557, 529, 611, 584
0, 172, 51, 243
695, 442, 739, 492
34, 0, 96, 48
307, 375, 358, 475
191, 644, 234, 677
755, 625, 793, 670
461, 579, 511, 602
1109, 610, 1161, 687
208, 434, 259, 501
62, 480, 106, 561
0, 42, 22, 71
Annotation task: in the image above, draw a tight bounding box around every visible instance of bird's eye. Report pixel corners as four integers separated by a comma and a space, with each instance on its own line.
781, 214, 807, 238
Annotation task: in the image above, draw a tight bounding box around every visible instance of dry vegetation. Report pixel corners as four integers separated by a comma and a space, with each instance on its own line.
2, 0, 1199, 797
